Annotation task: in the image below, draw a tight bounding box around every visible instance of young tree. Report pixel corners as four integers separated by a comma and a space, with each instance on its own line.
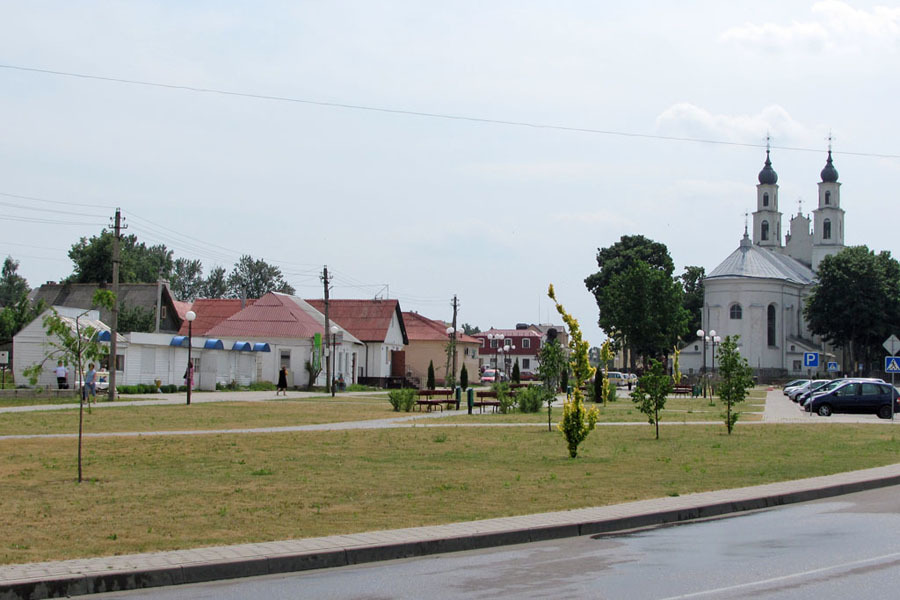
427, 360, 436, 390
511, 359, 520, 383
0, 255, 29, 307
538, 336, 565, 431
227, 255, 295, 298
460, 363, 469, 390
716, 335, 754, 434
203, 266, 229, 299
630, 359, 673, 439
549, 284, 599, 458
23, 290, 115, 482
170, 258, 205, 301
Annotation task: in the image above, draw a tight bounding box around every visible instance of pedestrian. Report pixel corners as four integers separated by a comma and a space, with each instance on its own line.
54, 361, 69, 389
277, 366, 288, 396
84, 362, 97, 404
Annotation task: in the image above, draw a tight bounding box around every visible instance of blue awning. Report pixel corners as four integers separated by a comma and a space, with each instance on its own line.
170, 336, 188, 347
204, 339, 225, 350
252, 342, 271, 352
231, 341, 253, 352
97, 330, 111, 342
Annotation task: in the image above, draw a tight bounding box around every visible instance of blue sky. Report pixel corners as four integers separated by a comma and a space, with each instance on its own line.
2, 1, 899, 345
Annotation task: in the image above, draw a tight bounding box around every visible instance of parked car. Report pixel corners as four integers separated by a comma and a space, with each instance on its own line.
788, 379, 831, 402
783, 379, 810, 396
606, 371, 628, 388
519, 371, 536, 381
480, 369, 507, 384
804, 380, 899, 418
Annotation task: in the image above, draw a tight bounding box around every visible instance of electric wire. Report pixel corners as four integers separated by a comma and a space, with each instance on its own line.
2, 63, 897, 159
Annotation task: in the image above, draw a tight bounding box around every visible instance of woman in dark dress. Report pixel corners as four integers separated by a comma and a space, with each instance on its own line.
277, 366, 288, 396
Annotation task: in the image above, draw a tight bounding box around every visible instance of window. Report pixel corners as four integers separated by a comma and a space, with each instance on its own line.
490, 339, 498, 349
730, 304, 743, 319
823, 218, 832, 240
480, 338, 485, 347
161, 306, 167, 319
694, 345, 699, 351
761, 220, 769, 241
861, 383, 882, 396
793, 360, 802, 371
767, 304, 777, 346
504, 338, 512, 346
522, 359, 530, 369
763, 192, 769, 207
522, 338, 531, 349
825, 190, 831, 205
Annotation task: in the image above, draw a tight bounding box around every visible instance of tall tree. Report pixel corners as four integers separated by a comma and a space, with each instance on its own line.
805, 246, 900, 374
0, 296, 46, 341
170, 258, 205, 302
461, 323, 480, 335
227, 255, 295, 298
203, 266, 229, 299
680, 265, 705, 338
67, 231, 173, 283
0, 256, 29, 307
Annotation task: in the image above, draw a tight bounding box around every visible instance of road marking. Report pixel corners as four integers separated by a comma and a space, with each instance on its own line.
657, 551, 900, 599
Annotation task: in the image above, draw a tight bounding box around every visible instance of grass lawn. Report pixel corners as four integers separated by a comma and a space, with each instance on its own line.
0, 396, 394, 436
1, 423, 897, 565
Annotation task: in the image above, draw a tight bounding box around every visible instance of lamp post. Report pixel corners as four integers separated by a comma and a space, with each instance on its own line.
487, 333, 502, 372
696, 329, 716, 399
330, 324, 339, 397
446, 326, 457, 387
185, 310, 196, 405
503, 343, 516, 381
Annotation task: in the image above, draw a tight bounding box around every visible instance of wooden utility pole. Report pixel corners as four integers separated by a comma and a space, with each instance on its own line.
451, 294, 459, 384
108, 208, 125, 402
320, 266, 333, 393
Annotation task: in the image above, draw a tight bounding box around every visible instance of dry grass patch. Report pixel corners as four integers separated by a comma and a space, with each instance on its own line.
1, 423, 897, 565
0, 397, 394, 436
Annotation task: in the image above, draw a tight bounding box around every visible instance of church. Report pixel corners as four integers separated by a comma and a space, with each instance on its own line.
679, 148, 845, 379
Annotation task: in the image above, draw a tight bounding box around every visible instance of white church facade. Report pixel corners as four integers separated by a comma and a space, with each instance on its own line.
679, 149, 845, 379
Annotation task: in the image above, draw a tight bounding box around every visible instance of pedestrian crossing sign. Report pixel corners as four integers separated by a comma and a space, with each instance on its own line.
886, 356, 900, 373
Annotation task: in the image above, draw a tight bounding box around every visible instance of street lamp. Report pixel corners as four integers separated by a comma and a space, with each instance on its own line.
502, 343, 516, 381
710, 334, 722, 374
446, 326, 457, 387
185, 310, 196, 405
697, 329, 716, 399
487, 333, 503, 371
330, 324, 339, 397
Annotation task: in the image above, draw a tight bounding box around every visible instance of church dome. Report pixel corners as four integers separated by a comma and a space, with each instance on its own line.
758, 150, 778, 185
820, 150, 839, 183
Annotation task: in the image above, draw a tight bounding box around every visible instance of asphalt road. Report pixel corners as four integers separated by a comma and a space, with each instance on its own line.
92, 484, 900, 600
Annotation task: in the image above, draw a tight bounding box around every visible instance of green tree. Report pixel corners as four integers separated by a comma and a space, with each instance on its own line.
549, 284, 599, 458
227, 255, 295, 298
0, 256, 29, 307
511, 359, 520, 383
716, 335, 753, 434
538, 337, 565, 431
460, 363, 469, 390
461, 323, 481, 335
426, 360, 436, 390
680, 265, 705, 337
805, 246, 900, 374
203, 266, 229, 299
630, 359, 673, 439
67, 231, 173, 283
23, 289, 115, 482
118, 303, 155, 333
0, 296, 46, 341
585, 236, 688, 366
170, 258, 205, 301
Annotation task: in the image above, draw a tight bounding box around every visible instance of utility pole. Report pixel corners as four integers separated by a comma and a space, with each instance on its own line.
320, 266, 333, 393
451, 295, 459, 385
108, 208, 126, 402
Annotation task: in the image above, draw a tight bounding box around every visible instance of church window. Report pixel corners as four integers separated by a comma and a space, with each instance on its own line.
729, 304, 743, 319
823, 219, 832, 240
763, 192, 769, 207
767, 304, 777, 347
761, 220, 769, 241
825, 191, 831, 205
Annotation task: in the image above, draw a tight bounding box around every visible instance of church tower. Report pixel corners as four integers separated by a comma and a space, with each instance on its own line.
811, 149, 845, 271
753, 149, 782, 248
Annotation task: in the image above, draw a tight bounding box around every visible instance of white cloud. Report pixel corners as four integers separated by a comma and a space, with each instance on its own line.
655, 103, 809, 144
720, 1, 900, 53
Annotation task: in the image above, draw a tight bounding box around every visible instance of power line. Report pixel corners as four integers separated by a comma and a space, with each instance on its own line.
0, 190, 116, 209
3, 63, 898, 159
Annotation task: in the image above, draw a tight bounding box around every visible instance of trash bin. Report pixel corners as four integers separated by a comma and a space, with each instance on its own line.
692, 384, 701, 398
455, 386, 462, 410
466, 387, 474, 414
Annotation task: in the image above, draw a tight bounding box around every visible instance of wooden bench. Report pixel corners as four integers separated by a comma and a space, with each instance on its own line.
416, 389, 454, 412
672, 384, 693, 397
472, 389, 518, 413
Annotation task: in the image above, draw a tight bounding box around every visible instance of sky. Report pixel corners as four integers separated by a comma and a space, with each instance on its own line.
2, 1, 899, 347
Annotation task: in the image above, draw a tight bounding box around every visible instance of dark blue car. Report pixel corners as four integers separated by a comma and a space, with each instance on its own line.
806, 381, 900, 419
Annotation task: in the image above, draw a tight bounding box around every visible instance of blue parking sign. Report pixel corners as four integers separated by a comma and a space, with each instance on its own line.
803, 352, 819, 368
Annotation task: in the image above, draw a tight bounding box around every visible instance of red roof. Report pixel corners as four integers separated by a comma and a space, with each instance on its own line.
403, 312, 480, 343
205, 293, 326, 339
177, 298, 256, 336
476, 328, 542, 339
306, 299, 407, 343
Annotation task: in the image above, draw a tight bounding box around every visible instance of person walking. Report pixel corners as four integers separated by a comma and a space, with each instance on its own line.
277, 366, 288, 396
84, 362, 97, 404
54, 361, 69, 389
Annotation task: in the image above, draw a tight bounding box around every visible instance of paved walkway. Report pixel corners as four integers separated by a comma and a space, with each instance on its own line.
3, 462, 899, 599
762, 386, 898, 423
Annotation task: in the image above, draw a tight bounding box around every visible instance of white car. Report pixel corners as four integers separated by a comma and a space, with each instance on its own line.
606, 372, 628, 387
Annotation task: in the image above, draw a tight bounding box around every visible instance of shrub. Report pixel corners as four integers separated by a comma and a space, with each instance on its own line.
160, 384, 178, 393
427, 361, 436, 390
460, 363, 469, 390
345, 383, 377, 392
516, 386, 544, 413
248, 381, 276, 391
605, 382, 617, 403
494, 382, 515, 414
511, 360, 520, 383
388, 388, 417, 412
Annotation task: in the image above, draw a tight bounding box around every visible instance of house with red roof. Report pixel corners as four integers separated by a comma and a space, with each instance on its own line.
402, 312, 480, 387
176, 298, 256, 336
205, 292, 363, 388
473, 327, 544, 378
306, 299, 408, 385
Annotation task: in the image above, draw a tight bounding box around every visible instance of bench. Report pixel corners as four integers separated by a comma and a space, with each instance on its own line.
416, 389, 455, 412
472, 389, 518, 413
672, 384, 694, 397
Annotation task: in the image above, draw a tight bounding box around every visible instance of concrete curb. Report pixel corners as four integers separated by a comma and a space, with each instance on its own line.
3, 463, 900, 599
